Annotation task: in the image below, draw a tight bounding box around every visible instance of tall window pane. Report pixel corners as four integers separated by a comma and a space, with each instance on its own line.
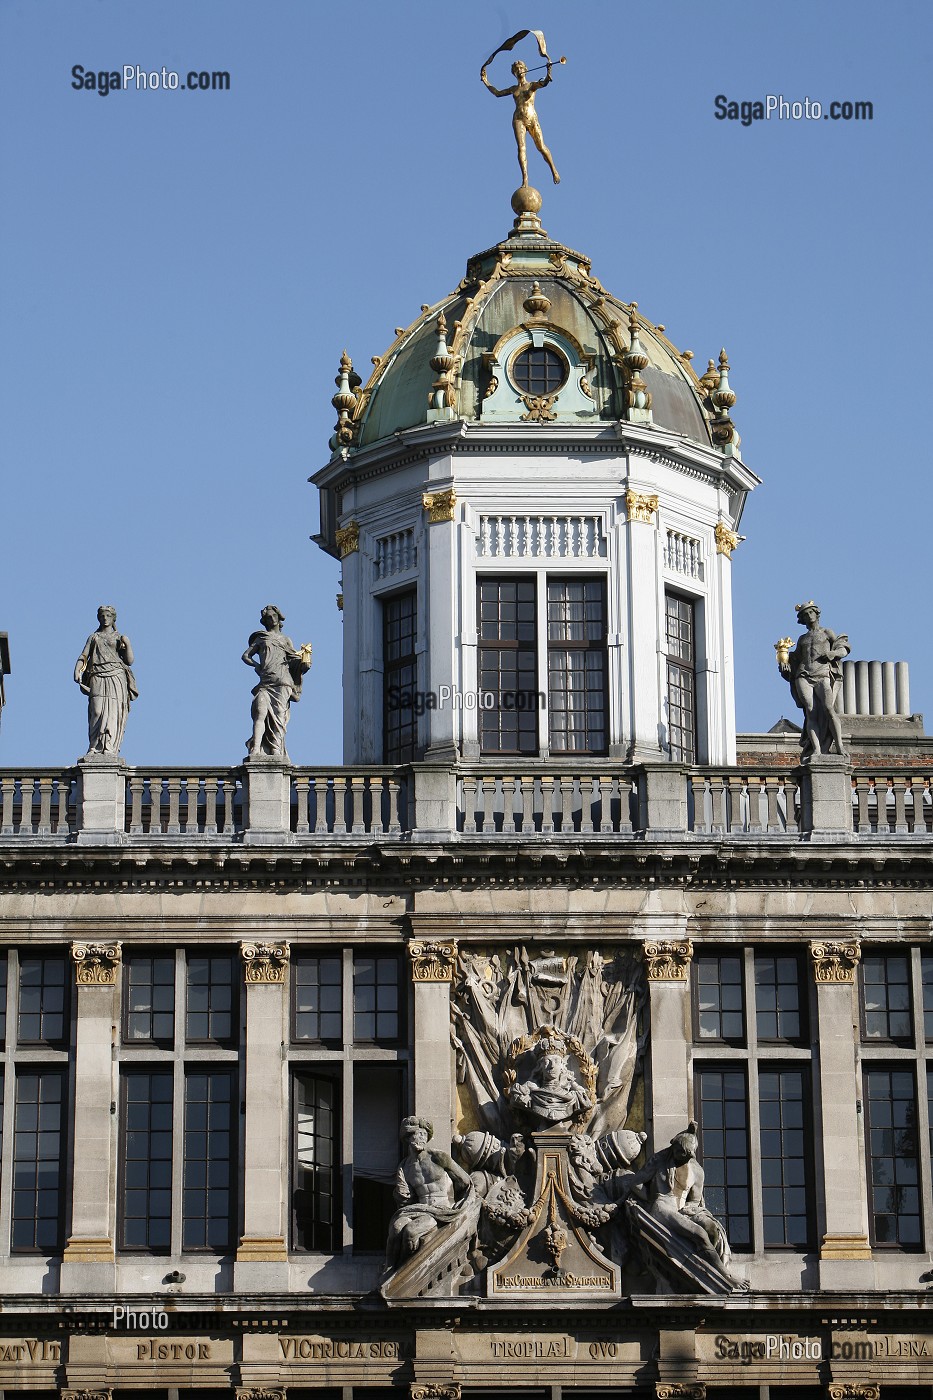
12, 1070, 64, 1253
759, 1068, 812, 1247
754, 953, 805, 1042
478, 577, 538, 755
186, 954, 235, 1043
353, 953, 401, 1044
0, 954, 7, 1045
696, 1068, 751, 1250
120, 1069, 173, 1252
383, 590, 418, 763
352, 1063, 403, 1251
293, 955, 343, 1043
921, 953, 933, 1040
862, 954, 912, 1041
665, 592, 697, 763
293, 1072, 340, 1252
183, 1069, 235, 1251
124, 954, 175, 1044
18, 956, 68, 1046
694, 953, 745, 1042
546, 577, 608, 754
864, 1067, 921, 1247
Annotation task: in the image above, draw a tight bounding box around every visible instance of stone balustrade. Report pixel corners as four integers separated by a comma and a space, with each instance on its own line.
2, 760, 932, 843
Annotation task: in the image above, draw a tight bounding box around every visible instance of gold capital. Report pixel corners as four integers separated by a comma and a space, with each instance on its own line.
422, 489, 457, 523
656, 1386, 706, 1400
71, 941, 121, 985
240, 940, 290, 984
412, 1387, 462, 1400
827, 1387, 880, 1400
408, 939, 458, 982
810, 939, 861, 983
714, 521, 742, 557
643, 939, 693, 981
625, 489, 659, 525
336, 521, 360, 557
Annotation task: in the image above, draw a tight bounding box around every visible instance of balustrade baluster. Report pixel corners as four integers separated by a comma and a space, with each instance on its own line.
708, 774, 726, 833
481, 777, 498, 834
540, 776, 555, 836
369, 776, 385, 836
313, 776, 330, 834
559, 775, 576, 833
387, 776, 402, 834
331, 775, 348, 835
37, 777, 53, 835
461, 774, 478, 834
293, 776, 311, 835
892, 777, 908, 834
500, 776, 517, 835
580, 775, 596, 834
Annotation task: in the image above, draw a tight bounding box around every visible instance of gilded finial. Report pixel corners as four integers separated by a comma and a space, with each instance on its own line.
523, 281, 551, 319
710, 346, 738, 449
331, 350, 360, 450
698, 358, 719, 397
427, 312, 456, 420
621, 303, 652, 420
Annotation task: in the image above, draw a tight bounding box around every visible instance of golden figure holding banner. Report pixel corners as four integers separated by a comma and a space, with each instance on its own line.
481, 30, 565, 192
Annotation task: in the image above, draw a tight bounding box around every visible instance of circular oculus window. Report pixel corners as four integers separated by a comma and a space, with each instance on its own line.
509, 344, 568, 397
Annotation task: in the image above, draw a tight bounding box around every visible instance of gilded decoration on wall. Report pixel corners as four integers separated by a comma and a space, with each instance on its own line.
827, 1387, 880, 1400
625, 489, 659, 525
809, 939, 861, 983
520, 393, 558, 422
422, 489, 457, 524
235, 1390, 288, 1400
335, 521, 360, 557
408, 940, 458, 983
71, 942, 121, 985
714, 522, 742, 558
643, 939, 693, 981
240, 941, 290, 984
656, 1386, 707, 1400
62, 1393, 113, 1400
411, 1387, 462, 1400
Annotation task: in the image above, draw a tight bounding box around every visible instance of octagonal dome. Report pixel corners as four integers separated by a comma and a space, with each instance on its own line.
331, 223, 724, 456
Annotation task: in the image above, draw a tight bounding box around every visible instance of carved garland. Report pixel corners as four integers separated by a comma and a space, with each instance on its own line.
810, 939, 861, 983
71, 942, 121, 985
240, 941, 290, 984
408, 940, 458, 983
643, 939, 693, 981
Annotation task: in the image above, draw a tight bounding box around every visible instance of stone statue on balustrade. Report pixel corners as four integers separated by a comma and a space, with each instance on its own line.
73, 605, 138, 757
241, 605, 312, 760
381, 1117, 479, 1299
777, 600, 849, 760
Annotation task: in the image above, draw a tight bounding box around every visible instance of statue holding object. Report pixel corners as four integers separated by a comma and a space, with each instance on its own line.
74, 605, 137, 757
241, 604, 312, 760
777, 600, 850, 759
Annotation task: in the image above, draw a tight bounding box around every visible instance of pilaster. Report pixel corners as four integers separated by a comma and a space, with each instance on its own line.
422, 486, 458, 761
810, 939, 873, 1285
624, 487, 663, 761
61, 941, 121, 1289
642, 932, 692, 1150
235, 940, 290, 1285
407, 937, 457, 1153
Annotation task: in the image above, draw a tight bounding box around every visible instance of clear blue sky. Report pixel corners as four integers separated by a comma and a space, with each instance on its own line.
1, 0, 930, 766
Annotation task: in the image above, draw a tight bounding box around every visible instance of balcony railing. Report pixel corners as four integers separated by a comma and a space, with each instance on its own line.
1, 761, 931, 844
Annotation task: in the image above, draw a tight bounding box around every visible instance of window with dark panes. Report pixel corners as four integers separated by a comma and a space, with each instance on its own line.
759, 1068, 813, 1247
383, 589, 418, 763
478, 577, 539, 755
18, 955, 68, 1045
354, 953, 401, 1043
120, 1069, 173, 1252
293, 1070, 340, 1252
694, 953, 745, 1042
124, 953, 175, 1043
864, 1066, 921, 1247
186, 953, 236, 1043
665, 591, 697, 763
511, 345, 567, 397
352, 1062, 404, 1251
183, 1069, 235, 1251
754, 953, 806, 1042
546, 577, 608, 754
695, 1067, 751, 1250
0, 954, 6, 1045
293, 955, 343, 1043
861, 953, 912, 1041
12, 1069, 65, 1253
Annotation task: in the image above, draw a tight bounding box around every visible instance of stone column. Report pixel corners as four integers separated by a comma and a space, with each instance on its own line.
61, 942, 121, 1289
623, 488, 663, 762
643, 935, 692, 1150
810, 939, 873, 1285
235, 941, 290, 1286
76, 756, 126, 844
243, 758, 292, 843
422, 488, 458, 762
407, 938, 457, 1153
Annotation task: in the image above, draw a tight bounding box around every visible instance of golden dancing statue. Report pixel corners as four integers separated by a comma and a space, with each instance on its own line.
481, 30, 564, 190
